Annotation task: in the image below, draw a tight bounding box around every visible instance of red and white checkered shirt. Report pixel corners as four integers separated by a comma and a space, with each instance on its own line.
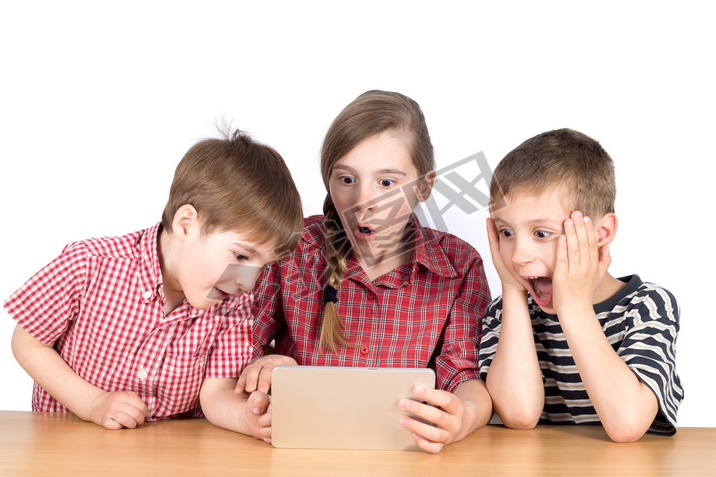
252, 215, 491, 393
4, 223, 253, 419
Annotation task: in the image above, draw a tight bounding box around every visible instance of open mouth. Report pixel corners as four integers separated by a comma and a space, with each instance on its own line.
211, 286, 244, 301
523, 276, 553, 307
353, 224, 375, 240
207, 287, 229, 301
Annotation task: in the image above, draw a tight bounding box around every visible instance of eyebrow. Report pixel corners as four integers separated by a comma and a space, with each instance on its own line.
332, 164, 408, 176
494, 217, 565, 228
232, 243, 259, 256
528, 219, 564, 228
233, 242, 281, 264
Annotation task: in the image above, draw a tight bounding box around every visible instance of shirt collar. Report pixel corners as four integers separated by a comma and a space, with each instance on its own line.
409, 216, 457, 279
138, 223, 164, 305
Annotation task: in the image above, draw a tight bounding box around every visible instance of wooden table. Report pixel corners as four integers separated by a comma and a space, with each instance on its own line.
1, 411, 713, 476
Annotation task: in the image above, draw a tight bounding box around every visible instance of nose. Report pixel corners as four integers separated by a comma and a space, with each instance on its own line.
355, 183, 378, 211
236, 265, 263, 292
511, 236, 535, 267
216, 263, 264, 294
352, 183, 381, 218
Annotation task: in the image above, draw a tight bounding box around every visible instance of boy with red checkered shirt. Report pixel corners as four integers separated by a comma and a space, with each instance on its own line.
5, 130, 302, 436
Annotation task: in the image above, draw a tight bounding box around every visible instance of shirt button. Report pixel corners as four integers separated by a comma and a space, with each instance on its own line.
360, 346, 369, 355
142, 290, 153, 300
137, 369, 148, 380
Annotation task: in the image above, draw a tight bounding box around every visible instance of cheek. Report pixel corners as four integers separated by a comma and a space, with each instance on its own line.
395, 184, 420, 209
377, 190, 417, 219
329, 187, 351, 213
498, 241, 513, 264
541, 241, 560, 268
195, 250, 225, 286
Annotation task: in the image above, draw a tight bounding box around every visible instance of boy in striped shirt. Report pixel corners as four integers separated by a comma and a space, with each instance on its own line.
5, 130, 303, 437
478, 128, 683, 442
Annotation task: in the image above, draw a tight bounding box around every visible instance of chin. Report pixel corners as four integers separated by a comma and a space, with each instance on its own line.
536, 302, 556, 315
188, 294, 220, 311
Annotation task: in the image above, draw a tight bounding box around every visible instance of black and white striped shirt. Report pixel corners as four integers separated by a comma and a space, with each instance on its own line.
478, 275, 683, 435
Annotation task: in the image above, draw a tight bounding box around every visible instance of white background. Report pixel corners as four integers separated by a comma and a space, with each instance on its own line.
1, 1, 713, 427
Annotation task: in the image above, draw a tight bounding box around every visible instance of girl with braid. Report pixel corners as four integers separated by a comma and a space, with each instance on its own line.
236, 90, 493, 453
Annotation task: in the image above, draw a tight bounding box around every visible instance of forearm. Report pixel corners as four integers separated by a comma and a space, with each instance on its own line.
453, 379, 493, 440
11, 324, 104, 421
485, 290, 544, 428
200, 378, 254, 435
560, 307, 658, 442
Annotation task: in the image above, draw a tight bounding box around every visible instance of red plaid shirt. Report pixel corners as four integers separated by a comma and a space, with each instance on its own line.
252, 215, 491, 392
4, 223, 253, 419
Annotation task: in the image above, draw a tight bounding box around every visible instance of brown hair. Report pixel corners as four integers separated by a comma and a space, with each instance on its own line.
161, 129, 303, 258
490, 128, 616, 219
319, 90, 435, 351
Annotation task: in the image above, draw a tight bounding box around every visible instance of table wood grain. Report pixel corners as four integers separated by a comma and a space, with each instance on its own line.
1, 411, 713, 476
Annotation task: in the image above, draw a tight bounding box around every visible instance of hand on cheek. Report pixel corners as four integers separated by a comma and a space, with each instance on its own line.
552, 211, 605, 315
486, 218, 527, 294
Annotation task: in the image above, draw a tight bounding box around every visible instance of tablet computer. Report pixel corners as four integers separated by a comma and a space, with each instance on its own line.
271, 366, 436, 451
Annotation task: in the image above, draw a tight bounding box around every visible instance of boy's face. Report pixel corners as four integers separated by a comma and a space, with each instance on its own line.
173, 227, 279, 310
491, 187, 574, 314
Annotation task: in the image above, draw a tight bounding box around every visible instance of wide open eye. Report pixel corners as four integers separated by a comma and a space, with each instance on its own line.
498, 228, 514, 239
378, 178, 396, 188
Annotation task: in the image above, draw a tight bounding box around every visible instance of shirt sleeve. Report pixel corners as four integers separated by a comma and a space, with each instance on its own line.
250, 262, 286, 357
617, 285, 684, 435
435, 246, 492, 393
4, 242, 89, 344
477, 297, 503, 380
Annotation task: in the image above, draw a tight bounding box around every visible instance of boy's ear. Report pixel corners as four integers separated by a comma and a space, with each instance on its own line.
596, 212, 618, 247
416, 170, 436, 202
172, 204, 201, 242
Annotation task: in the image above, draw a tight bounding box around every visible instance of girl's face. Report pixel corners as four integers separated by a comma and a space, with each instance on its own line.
328, 132, 430, 268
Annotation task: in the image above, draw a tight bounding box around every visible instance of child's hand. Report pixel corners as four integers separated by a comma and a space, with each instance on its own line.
397, 386, 470, 454
235, 354, 298, 394
552, 211, 611, 315
486, 218, 527, 294
245, 391, 272, 443
89, 390, 148, 430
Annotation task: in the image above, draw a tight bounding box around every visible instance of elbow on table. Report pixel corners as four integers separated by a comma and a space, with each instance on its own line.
497, 408, 541, 430
603, 421, 649, 443
486, 379, 544, 430
600, 403, 656, 443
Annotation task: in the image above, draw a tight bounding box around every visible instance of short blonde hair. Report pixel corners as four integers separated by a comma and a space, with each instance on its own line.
161, 130, 303, 257
491, 128, 616, 219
